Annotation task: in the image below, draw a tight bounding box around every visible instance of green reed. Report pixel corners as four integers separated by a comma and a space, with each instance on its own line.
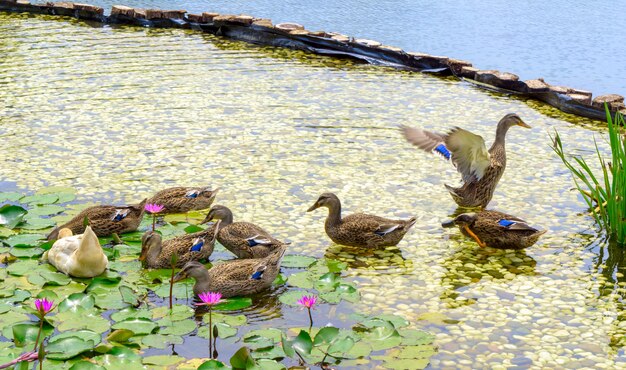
551, 106, 626, 244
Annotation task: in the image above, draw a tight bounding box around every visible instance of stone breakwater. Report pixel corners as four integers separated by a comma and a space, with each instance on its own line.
1, 0, 624, 122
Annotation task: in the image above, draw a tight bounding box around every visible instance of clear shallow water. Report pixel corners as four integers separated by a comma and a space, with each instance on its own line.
1, 12, 626, 369
67, 0, 625, 96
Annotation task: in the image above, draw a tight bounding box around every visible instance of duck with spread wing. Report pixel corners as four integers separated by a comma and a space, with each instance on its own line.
401, 113, 530, 208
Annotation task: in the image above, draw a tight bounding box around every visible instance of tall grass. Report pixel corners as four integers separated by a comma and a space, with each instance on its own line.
551, 106, 626, 245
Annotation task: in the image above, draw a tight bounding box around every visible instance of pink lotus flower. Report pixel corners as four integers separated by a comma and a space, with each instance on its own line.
297, 295, 317, 309
34, 298, 54, 317
145, 203, 165, 214
196, 292, 223, 307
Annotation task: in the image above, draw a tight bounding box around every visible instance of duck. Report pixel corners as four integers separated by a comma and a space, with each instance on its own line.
45, 226, 108, 278
200, 205, 287, 259
307, 193, 416, 248
442, 210, 547, 249
139, 221, 219, 269
147, 187, 219, 214
47, 199, 147, 240
400, 113, 530, 208
172, 244, 287, 298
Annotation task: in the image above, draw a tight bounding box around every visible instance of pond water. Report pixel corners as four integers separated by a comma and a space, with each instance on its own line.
53, 0, 626, 96
1, 12, 626, 369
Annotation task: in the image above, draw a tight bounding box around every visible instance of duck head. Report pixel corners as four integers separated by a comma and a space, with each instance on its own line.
139, 231, 162, 265
307, 192, 340, 212
442, 213, 478, 229
201, 205, 233, 226
172, 261, 208, 283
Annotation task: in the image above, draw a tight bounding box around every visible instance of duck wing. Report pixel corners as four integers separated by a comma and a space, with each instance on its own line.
496, 218, 538, 232
401, 125, 491, 182
444, 128, 491, 182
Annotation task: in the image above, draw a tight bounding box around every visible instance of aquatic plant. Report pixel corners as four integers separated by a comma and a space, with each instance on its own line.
144, 203, 164, 231
168, 253, 179, 310
551, 107, 626, 244
297, 294, 317, 329
32, 298, 54, 369
197, 291, 223, 359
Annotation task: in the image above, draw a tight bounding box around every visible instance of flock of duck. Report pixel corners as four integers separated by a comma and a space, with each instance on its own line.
42, 113, 547, 299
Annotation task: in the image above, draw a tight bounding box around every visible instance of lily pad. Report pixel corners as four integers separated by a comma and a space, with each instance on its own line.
0, 204, 27, 229
58, 293, 96, 313
4, 233, 44, 247
46, 334, 98, 360
214, 297, 252, 311
278, 290, 312, 306
198, 360, 227, 369
281, 254, 317, 268
112, 318, 158, 335
158, 318, 197, 335
143, 355, 185, 366
152, 304, 194, 321
0, 192, 23, 202
141, 334, 184, 349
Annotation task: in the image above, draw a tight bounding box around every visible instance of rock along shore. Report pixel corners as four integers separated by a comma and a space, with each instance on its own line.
1, 0, 624, 122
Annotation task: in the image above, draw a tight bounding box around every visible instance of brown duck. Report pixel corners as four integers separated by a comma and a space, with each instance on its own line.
139, 222, 219, 269
401, 113, 530, 208
442, 210, 547, 249
47, 199, 147, 240
200, 205, 287, 259
307, 193, 416, 248
172, 244, 286, 298
147, 187, 219, 214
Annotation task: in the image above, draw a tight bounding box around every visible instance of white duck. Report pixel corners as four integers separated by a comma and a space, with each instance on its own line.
46, 226, 108, 278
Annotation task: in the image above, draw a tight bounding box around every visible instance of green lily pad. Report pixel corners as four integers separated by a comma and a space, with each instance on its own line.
11, 247, 45, 258
19, 216, 56, 230
198, 360, 227, 369
0, 192, 23, 202
5, 233, 44, 247
278, 290, 312, 306
21, 194, 59, 205
112, 318, 158, 335
286, 271, 314, 289
69, 361, 106, 370
29, 205, 66, 216
281, 255, 317, 268
398, 329, 435, 346
106, 329, 135, 343
111, 307, 152, 322
143, 355, 185, 366
214, 297, 252, 311
313, 327, 339, 346
46, 334, 98, 360
40, 270, 72, 286
0, 226, 17, 238
152, 304, 194, 321
141, 334, 184, 349
230, 347, 257, 369
383, 358, 430, 370
55, 311, 111, 333
10, 322, 54, 347
198, 322, 238, 339
158, 318, 197, 335
58, 293, 96, 313
0, 204, 28, 229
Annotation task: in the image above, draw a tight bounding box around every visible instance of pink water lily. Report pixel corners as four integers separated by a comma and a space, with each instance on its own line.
297, 295, 317, 309
196, 292, 223, 307
144, 203, 165, 214
34, 298, 54, 317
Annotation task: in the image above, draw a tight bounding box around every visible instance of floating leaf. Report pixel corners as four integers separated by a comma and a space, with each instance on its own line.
119, 285, 139, 306
0, 205, 27, 229
58, 293, 96, 313
69, 361, 106, 370
286, 271, 314, 289
4, 233, 44, 247
40, 270, 72, 286
28, 205, 65, 216
143, 355, 185, 366
0, 192, 22, 202
112, 318, 158, 335
213, 297, 252, 311
21, 194, 59, 205
198, 360, 227, 369
46, 335, 97, 360
141, 334, 184, 349
230, 347, 256, 369
278, 290, 312, 306
106, 329, 135, 343
151, 304, 193, 321
10, 322, 53, 347
281, 255, 317, 268
313, 327, 339, 346
158, 318, 196, 335
398, 329, 435, 346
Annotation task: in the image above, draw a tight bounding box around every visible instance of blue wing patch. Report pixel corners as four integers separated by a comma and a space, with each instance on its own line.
185, 190, 200, 198
251, 270, 264, 280
498, 219, 516, 228
433, 143, 451, 160
246, 236, 271, 247
190, 237, 204, 252
112, 209, 129, 222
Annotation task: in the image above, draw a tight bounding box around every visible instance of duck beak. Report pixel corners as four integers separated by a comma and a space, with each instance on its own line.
441, 219, 456, 228
307, 202, 320, 212
200, 212, 213, 225
138, 253, 146, 262
517, 120, 531, 128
